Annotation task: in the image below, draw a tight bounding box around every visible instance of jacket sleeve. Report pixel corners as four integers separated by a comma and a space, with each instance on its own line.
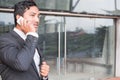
0, 35, 38, 71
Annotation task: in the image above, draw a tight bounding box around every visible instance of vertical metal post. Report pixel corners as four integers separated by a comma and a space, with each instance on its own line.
115, 19, 120, 76
58, 24, 61, 75
64, 17, 67, 75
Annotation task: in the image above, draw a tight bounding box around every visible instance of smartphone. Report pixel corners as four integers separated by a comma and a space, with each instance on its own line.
17, 16, 24, 25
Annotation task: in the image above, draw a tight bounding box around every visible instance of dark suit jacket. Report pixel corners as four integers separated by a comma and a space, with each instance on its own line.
0, 31, 45, 80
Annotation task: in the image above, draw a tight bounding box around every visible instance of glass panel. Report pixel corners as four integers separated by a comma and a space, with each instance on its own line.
0, 13, 14, 35
66, 18, 112, 58
72, 0, 116, 15
35, 0, 71, 11
114, 0, 120, 15
38, 16, 64, 80
65, 17, 115, 80
0, 0, 71, 11
0, 0, 23, 8
38, 15, 115, 80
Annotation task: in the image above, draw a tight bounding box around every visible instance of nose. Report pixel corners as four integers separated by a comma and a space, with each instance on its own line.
35, 16, 40, 23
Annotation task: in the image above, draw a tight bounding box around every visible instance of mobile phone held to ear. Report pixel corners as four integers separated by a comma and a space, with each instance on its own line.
17, 16, 24, 25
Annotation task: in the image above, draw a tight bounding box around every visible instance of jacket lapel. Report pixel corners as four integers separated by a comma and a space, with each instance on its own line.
31, 60, 40, 76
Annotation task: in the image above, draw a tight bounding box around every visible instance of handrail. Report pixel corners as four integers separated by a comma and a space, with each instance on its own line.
0, 8, 120, 19
67, 59, 112, 68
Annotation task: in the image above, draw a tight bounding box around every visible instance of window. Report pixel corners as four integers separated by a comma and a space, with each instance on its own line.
38, 15, 115, 80
0, 13, 14, 35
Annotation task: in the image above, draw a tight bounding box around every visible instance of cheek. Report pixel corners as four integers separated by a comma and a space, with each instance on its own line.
27, 17, 33, 20
24, 15, 32, 20
27, 18, 34, 23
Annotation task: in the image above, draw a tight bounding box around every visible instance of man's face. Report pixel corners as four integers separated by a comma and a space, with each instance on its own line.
23, 6, 40, 31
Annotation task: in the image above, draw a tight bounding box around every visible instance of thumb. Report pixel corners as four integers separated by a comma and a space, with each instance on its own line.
42, 61, 46, 65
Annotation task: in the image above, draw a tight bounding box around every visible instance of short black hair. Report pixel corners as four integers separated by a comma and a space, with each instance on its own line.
14, 1, 38, 26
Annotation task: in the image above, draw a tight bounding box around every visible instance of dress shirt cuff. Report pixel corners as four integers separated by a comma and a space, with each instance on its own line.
42, 76, 48, 80
26, 32, 39, 38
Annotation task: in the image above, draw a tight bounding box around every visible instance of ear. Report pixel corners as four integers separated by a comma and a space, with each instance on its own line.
16, 15, 21, 20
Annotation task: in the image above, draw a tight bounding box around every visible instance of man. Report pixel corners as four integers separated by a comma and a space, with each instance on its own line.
0, 1, 49, 80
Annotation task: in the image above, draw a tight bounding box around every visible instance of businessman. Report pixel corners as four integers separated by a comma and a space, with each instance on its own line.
0, 1, 49, 80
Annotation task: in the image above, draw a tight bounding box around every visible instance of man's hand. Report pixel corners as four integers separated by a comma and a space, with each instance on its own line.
20, 19, 37, 33
17, 16, 38, 34
40, 61, 50, 77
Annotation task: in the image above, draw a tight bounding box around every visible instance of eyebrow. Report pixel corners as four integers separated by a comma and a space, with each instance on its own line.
30, 11, 40, 15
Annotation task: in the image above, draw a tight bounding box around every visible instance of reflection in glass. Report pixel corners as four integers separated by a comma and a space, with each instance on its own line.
0, 0, 71, 11
37, 15, 115, 80
66, 17, 115, 80
67, 25, 107, 58
72, 0, 120, 15
0, 13, 14, 35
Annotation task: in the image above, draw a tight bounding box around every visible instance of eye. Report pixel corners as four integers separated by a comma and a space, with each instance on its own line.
31, 14, 35, 17
30, 13, 35, 17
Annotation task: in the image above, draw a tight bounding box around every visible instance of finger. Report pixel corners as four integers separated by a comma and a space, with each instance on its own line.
41, 66, 49, 72
40, 70, 49, 76
42, 61, 47, 65
40, 65, 49, 72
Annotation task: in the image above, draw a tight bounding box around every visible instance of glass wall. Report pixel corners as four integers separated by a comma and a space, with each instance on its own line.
38, 15, 115, 80
0, 13, 14, 35
0, 0, 120, 15
0, 12, 115, 80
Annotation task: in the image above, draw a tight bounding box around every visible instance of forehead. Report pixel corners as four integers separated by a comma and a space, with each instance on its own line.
24, 6, 40, 14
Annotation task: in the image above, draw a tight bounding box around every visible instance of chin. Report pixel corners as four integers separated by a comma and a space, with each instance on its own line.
35, 29, 38, 32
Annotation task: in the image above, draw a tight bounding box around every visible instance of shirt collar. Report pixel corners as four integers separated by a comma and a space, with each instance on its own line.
13, 27, 26, 40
